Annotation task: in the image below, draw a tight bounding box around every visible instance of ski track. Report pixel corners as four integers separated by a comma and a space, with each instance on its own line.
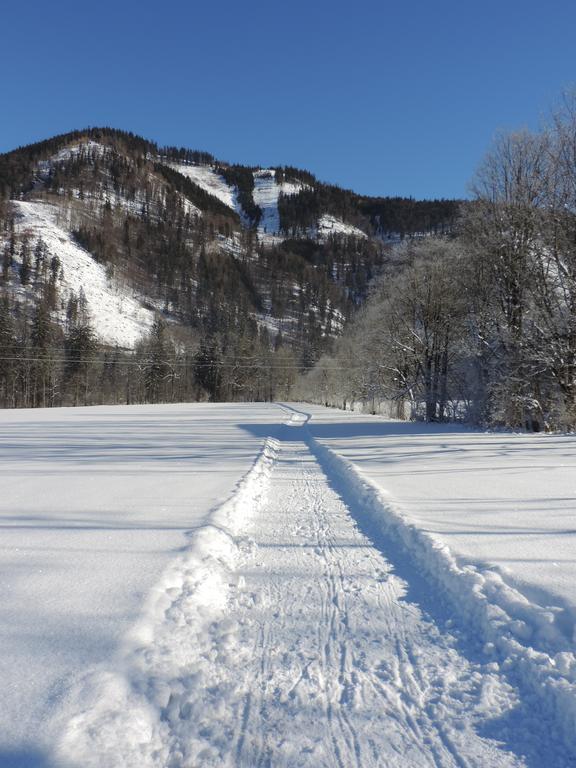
57, 408, 571, 767
187, 415, 522, 768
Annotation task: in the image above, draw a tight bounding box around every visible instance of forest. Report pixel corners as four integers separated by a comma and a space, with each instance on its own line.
0, 127, 453, 409
5, 108, 576, 431
297, 95, 576, 431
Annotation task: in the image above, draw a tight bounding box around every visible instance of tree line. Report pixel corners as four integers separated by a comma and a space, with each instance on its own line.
296, 93, 576, 431
0, 291, 299, 409
0, 127, 376, 377
0, 126, 461, 411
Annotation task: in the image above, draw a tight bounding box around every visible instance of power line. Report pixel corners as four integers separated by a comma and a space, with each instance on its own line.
0, 344, 365, 363
0, 345, 365, 361
0, 354, 366, 370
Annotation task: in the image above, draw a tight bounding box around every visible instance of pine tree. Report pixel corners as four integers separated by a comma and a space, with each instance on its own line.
19, 237, 31, 285
33, 238, 47, 284
29, 298, 56, 407
1, 244, 11, 283
193, 337, 222, 401
64, 321, 97, 406
0, 294, 16, 406
141, 318, 173, 403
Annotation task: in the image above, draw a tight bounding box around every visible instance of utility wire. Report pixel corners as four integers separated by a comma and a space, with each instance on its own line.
0, 354, 366, 370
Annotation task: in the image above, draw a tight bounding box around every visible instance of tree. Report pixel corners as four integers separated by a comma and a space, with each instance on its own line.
0, 293, 16, 406
2, 243, 12, 283
19, 236, 31, 285
29, 298, 58, 407
464, 130, 551, 427
139, 318, 174, 403
64, 321, 97, 406
193, 337, 222, 401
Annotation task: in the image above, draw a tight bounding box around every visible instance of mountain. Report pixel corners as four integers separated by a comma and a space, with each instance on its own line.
0, 127, 459, 406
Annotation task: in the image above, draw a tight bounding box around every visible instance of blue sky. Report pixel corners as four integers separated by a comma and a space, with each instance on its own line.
1, 0, 575, 199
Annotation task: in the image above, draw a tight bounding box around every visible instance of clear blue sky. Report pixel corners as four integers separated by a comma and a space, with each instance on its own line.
1, 0, 575, 199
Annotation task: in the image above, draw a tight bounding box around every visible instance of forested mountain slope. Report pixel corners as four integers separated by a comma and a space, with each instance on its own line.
0, 128, 458, 406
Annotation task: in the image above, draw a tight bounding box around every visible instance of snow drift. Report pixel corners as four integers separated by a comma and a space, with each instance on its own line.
56, 435, 279, 767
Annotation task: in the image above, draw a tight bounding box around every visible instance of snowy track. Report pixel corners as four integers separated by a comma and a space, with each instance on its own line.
56, 408, 564, 767
199, 417, 522, 767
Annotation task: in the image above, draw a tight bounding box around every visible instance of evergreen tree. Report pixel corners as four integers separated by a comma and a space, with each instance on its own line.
2, 243, 11, 283
193, 337, 222, 401
64, 321, 97, 406
0, 294, 16, 406
19, 237, 31, 285
29, 298, 57, 407
140, 318, 173, 403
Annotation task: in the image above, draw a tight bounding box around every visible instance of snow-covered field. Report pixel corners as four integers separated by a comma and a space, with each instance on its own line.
1, 402, 576, 767
0, 404, 280, 766
304, 405, 576, 627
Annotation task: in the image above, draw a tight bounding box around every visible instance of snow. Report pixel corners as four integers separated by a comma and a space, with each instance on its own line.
34, 147, 365, 251
252, 311, 298, 340
1, 402, 576, 766
302, 406, 576, 629
157, 164, 364, 245
215, 230, 245, 259
36, 142, 108, 180
56, 409, 532, 767
0, 403, 282, 765
301, 404, 576, 756
167, 164, 304, 241
36, 142, 200, 221
252, 169, 303, 240
71, 185, 200, 221
10, 200, 155, 348
316, 214, 367, 241
166, 163, 243, 215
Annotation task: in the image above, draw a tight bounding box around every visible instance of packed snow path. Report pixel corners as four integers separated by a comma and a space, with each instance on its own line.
57, 410, 564, 767
195, 418, 521, 767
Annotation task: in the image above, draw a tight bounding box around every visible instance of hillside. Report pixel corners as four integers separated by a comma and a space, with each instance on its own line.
0, 128, 459, 406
